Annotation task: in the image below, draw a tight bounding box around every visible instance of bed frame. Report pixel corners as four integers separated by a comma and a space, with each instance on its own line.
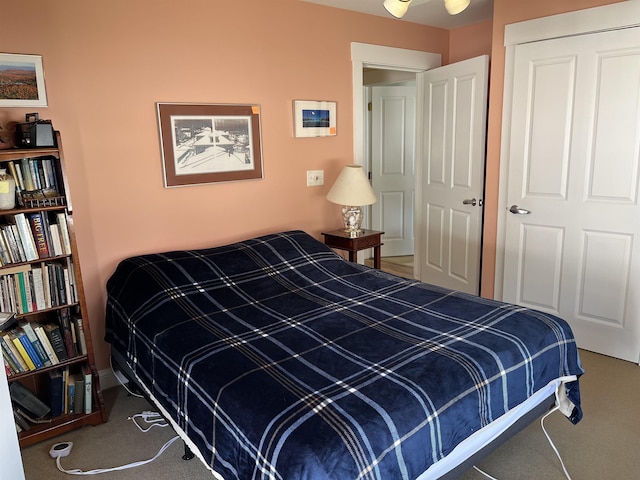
110, 348, 556, 479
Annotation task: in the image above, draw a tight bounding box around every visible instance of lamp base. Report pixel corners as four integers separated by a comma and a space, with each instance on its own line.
341, 206, 363, 237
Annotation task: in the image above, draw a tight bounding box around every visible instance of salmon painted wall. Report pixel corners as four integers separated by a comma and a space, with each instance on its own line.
448, 20, 493, 64
0, 0, 448, 370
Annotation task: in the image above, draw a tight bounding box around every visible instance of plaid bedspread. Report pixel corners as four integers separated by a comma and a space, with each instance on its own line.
105, 230, 583, 480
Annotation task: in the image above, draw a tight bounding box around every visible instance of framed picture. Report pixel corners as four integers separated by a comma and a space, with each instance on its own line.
157, 103, 263, 187
0, 53, 48, 107
293, 100, 336, 137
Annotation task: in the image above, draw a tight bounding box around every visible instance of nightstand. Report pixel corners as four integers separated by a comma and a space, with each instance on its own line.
321, 229, 384, 269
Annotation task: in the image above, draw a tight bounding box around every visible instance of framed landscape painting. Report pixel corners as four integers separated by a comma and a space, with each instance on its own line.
293, 100, 336, 137
0, 53, 48, 107
157, 103, 263, 187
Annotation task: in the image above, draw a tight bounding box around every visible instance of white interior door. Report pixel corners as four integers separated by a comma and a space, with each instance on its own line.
501, 27, 640, 363
417, 55, 489, 294
371, 86, 415, 257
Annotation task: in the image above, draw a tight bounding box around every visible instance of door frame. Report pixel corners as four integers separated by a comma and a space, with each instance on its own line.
495, 1, 640, 299
351, 43, 441, 266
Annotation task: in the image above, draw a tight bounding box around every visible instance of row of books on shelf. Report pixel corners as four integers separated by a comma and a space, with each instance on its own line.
1, 309, 87, 376
0, 211, 72, 266
6, 157, 61, 198
11, 364, 93, 433
0, 259, 78, 314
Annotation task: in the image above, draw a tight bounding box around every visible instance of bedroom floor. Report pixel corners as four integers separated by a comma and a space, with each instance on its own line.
20, 349, 639, 480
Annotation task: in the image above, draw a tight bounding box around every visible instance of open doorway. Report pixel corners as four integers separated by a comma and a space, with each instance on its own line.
363, 69, 417, 279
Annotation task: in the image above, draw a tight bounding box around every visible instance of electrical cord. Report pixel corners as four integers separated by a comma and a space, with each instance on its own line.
55, 435, 179, 475
109, 355, 143, 398
55, 410, 176, 475
472, 406, 573, 480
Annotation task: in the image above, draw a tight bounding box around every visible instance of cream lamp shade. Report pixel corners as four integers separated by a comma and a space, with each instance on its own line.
326, 165, 377, 236
444, 0, 471, 15
383, 0, 412, 19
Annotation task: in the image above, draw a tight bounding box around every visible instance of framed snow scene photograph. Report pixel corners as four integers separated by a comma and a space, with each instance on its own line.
157, 103, 263, 187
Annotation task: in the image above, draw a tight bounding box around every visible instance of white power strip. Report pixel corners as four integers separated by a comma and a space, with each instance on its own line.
50, 442, 73, 459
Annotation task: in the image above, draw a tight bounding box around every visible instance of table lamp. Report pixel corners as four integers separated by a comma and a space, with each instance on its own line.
326, 164, 377, 237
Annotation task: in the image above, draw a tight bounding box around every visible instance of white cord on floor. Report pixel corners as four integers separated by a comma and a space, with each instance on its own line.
128, 411, 170, 433
109, 355, 144, 398
472, 405, 573, 480
55, 435, 180, 475
541, 406, 573, 480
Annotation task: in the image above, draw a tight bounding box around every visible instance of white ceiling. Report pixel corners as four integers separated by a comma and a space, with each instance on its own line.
300, 0, 493, 29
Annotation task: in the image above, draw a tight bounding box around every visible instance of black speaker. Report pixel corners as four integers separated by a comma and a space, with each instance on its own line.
15, 113, 56, 148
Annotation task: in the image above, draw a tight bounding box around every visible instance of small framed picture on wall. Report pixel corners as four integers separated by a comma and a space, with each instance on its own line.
293, 100, 336, 138
0, 53, 48, 107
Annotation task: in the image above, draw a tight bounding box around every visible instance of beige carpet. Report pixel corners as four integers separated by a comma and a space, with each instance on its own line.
21, 349, 640, 479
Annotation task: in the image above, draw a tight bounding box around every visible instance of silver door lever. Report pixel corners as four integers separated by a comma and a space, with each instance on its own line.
463, 198, 477, 206
509, 205, 531, 215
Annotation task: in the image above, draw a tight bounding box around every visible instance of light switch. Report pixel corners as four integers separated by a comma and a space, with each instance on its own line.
307, 170, 324, 186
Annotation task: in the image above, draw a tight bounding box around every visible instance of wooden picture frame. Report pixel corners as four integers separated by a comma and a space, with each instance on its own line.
157, 103, 263, 187
0, 53, 48, 107
293, 100, 336, 137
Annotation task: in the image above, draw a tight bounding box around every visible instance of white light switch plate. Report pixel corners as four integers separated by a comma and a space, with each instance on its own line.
307, 170, 324, 186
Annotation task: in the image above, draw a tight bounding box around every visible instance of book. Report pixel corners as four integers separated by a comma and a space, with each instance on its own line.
56, 212, 72, 255
31, 266, 47, 311
46, 369, 64, 417
82, 364, 92, 414
43, 323, 68, 361
13, 409, 31, 431
15, 329, 44, 369
58, 309, 76, 358
10, 332, 37, 370
0, 310, 16, 330
9, 380, 51, 418
34, 325, 59, 365
74, 318, 87, 356
1, 337, 22, 373
73, 372, 84, 415
2, 333, 28, 372
3, 348, 18, 375
7, 213, 38, 261
49, 223, 63, 256
19, 322, 51, 367
27, 212, 51, 259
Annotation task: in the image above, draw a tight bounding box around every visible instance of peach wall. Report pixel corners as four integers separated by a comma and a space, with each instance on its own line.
448, 20, 493, 64
479, 0, 624, 298
0, 0, 448, 370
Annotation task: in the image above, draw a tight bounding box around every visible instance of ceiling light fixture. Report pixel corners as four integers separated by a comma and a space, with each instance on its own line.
444, 0, 471, 15
383, 0, 412, 19
384, 0, 471, 19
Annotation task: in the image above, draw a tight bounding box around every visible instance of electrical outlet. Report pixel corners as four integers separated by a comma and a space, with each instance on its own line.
307, 170, 324, 186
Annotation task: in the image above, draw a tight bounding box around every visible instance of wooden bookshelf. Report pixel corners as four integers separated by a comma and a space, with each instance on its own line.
0, 132, 106, 448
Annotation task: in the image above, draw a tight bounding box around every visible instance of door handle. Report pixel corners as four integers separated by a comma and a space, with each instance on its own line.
463, 198, 477, 206
509, 205, 531, 215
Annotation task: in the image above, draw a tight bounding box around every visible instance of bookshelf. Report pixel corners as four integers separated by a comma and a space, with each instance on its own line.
0, 132, 106, 447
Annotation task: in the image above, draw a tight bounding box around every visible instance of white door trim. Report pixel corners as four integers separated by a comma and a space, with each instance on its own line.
351, 43, 441, 264
495, 0, 640, 298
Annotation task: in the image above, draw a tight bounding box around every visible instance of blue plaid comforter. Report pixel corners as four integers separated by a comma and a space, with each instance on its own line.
105, 230, 583, 480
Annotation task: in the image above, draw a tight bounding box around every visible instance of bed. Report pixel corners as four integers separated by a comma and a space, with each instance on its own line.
104, 230, 583, 480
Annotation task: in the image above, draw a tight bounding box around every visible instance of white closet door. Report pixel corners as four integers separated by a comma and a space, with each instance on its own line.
502, 27, 640, 362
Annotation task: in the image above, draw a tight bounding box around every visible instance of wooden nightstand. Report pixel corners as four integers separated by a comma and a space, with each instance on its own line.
321, 229, 384, 269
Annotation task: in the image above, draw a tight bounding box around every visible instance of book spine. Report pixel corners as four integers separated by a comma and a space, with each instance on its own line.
17, 332, 43, 369
20, 322, 50, 366
83, 364, 92, 414
34, 325, 59, 364
12, 214, 38, 261
3, 334, 28, 371
0, 337, 23, 373
44, 324, 68, 361
28, 212, 50, 259
11, 335, 36, 370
